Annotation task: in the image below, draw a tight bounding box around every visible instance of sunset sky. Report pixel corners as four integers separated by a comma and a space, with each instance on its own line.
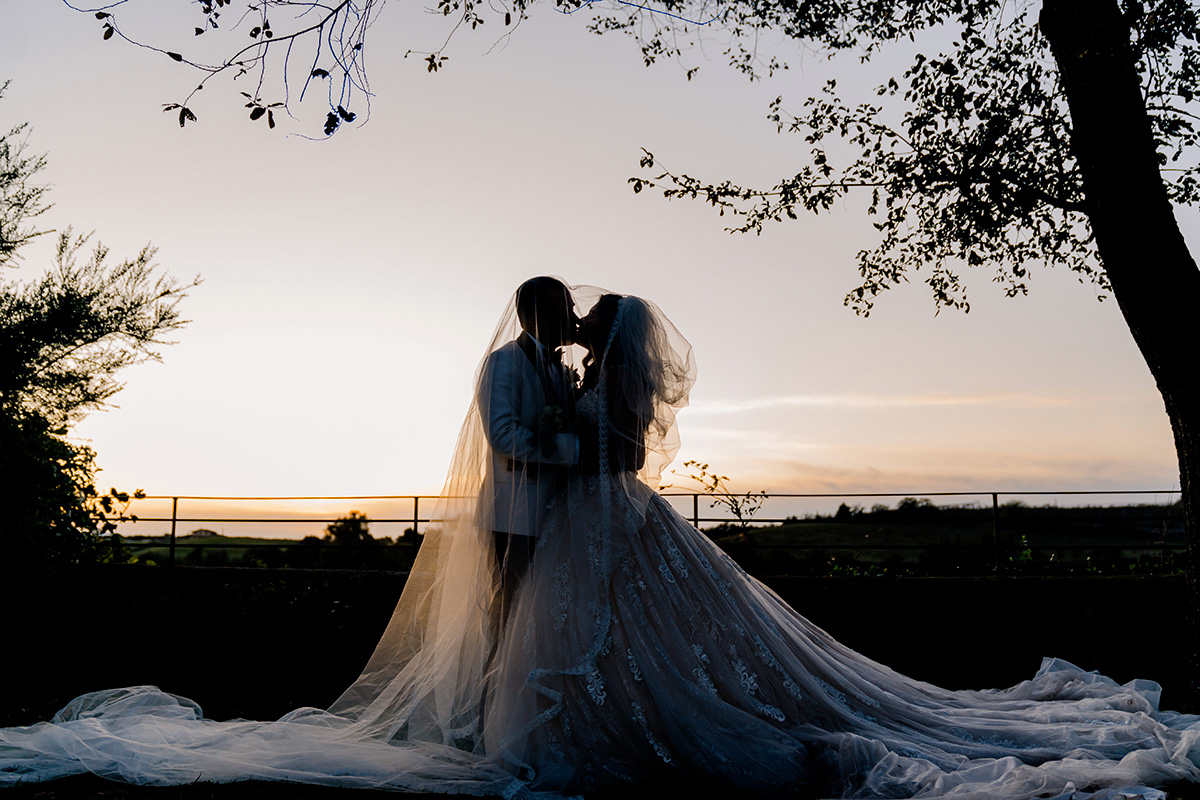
2, 1, 1186, 537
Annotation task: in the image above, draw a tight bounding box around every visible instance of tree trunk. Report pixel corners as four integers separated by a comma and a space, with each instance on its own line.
1040, 0, 1200, 705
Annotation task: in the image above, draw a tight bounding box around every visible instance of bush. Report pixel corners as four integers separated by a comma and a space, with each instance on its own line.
0, 85, 194, 570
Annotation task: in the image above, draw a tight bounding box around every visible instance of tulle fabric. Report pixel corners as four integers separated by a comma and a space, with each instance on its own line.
4, 284, 1200, 800
0, 687, 526, 795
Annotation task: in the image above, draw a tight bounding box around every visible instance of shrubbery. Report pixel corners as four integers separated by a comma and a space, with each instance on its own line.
0, 84, 194, 571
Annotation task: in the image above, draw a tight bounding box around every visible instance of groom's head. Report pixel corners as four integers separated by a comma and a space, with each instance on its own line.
516, 277, 575, 348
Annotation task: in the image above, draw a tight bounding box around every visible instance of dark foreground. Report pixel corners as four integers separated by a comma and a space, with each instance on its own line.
0, 778, 430, 800
7, 775, 1200, 800
3, 567, 1196, 798
3, 566, 1192, 724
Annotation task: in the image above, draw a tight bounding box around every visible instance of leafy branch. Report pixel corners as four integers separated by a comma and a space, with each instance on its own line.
73, 0, 379, 135
628, 8, 1111, 314
663, 460, 767, 530
0, 229, 199, 428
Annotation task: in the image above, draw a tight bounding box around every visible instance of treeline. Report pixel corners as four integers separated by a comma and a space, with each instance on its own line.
102, 498, 1188, 578
110, 511, 421, 571
701, 497, 1186, 578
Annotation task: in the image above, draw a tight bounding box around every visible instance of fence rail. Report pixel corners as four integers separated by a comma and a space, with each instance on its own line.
101, 489, 1184, 571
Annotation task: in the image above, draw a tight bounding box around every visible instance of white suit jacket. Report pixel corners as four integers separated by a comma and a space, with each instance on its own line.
477, 337, 578, 537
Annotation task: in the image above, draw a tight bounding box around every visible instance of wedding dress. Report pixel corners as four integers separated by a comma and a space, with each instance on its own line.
3, 286, 1200, 800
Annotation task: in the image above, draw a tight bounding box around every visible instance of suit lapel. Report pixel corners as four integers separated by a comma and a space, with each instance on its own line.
517, 333, 558, 407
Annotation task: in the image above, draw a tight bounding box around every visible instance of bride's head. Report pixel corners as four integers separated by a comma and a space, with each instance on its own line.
576, 293, 623, 358
580, 294, 681, 411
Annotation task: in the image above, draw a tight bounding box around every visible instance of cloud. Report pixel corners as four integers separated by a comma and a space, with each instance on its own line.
687, 393, 1074, 415
705, 450, 1180, 496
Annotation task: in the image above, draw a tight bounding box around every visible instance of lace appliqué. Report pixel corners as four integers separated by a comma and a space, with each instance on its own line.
818, 678, 878, 724
552, 563, 571, 632
627, 649, 643, 682
732, 656, 759, 694
631, 702, 672, 764
662, 533, 690, 580
692, 644, 718, 695
752, 634, 805, 701
731, 653, 787, 722
586, 665, 607, 706
946, 727, 1038, 751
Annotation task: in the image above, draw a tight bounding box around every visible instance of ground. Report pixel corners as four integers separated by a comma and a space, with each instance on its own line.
7, 775, 1200, 800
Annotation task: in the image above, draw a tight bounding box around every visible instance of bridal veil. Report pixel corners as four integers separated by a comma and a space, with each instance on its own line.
326, 283, 694, 749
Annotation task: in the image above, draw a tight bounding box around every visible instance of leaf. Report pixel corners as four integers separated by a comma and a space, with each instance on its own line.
267, 109, 275, 129
195, 27, 204, 36
178, 107, 197, 127
505, 11, 511, 24
311, 68, 329, 78
94, 11, 109, 19
168, 52, 183, 61
249, 106, 266, 121
250, 26, 261, 38
103, 24, 114, 40
336, 105, 356, 122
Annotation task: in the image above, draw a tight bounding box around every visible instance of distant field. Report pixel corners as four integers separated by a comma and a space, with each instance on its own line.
108, 501, 1185, 576
703, 502, 1185, 575
117, 535, 288, 563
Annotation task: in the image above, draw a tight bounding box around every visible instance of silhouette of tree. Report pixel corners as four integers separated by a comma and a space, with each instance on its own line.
320, 511, 379, 568
614, 0, 1200, 696
0, 82, 196, 569
323, 511, 372, 546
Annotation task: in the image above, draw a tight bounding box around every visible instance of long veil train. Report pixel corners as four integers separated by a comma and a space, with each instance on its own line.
0, 287, 586, 796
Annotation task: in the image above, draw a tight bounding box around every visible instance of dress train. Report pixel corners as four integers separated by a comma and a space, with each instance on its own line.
482, 474, 1200, 799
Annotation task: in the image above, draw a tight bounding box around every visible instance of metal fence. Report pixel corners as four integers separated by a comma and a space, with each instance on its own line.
102, 489, 1184, 571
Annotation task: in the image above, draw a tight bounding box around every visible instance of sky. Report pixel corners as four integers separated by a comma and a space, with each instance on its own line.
2, 1, 1186, 538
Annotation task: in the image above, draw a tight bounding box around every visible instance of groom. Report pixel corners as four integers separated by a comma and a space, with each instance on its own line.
478, 276, 580, 620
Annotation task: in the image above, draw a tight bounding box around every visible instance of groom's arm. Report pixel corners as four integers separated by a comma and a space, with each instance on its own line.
478, 349, 578, 466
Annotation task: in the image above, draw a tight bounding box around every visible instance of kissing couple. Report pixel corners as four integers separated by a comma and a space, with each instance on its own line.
477, 275, 650, 617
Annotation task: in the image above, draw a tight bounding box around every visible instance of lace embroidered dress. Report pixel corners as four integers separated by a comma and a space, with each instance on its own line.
4, 288, 1200, 800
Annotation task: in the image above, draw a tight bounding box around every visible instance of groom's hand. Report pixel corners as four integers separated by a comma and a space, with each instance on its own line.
539, 405, 564, 457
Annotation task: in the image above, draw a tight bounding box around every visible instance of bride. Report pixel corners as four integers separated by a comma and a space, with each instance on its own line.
3, 280, 1200, 800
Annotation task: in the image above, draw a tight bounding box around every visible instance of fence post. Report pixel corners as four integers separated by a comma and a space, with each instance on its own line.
693, 493, 699, 529
991, 492, 1000, 572
168, 497, 178, 567
412, 496, 420, 536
